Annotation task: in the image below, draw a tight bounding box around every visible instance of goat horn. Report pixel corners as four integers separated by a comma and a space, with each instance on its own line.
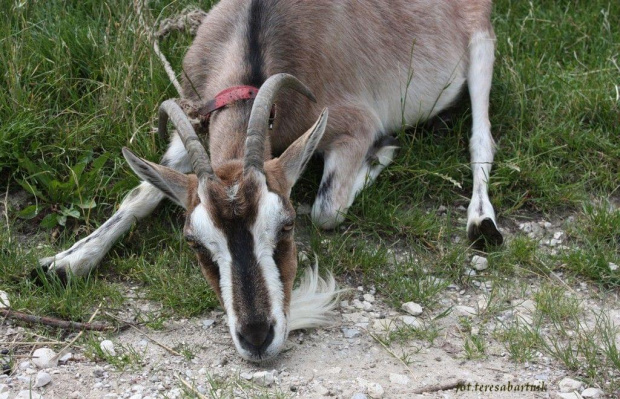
158, 99, 215, 182
244, 73, 317, 175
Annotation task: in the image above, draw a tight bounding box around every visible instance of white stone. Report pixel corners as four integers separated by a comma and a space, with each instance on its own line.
252, 370, 275, 387
372, 319, 396, 333
100, 340, 116, 357
0, 392, 8, 399
399, 315, 422, 328
455, 306, 477, 317
363, 294, 375, 303
19, 361, 31, 370
0, 291, 9, 308
34, 371, 52, 387
201, 319, 215, 328
0, 384, 8, 393
401, 302, 423, 316
366, 382, 384, 398
553, 393, 582, 399
351, 394, 368, 399
559, 377, 583, 393
471, 255, 489, 271
389, 373, 409, 385
32, 348, 58, 369
315, 384, 330, 396
59, 352, 73, 364
240, 372, 253, 380
581, 388, 604, 398
16, 391, 44, 399
342, 328, 361, 339
609, 263, 619, 272
129, 395, 143, 399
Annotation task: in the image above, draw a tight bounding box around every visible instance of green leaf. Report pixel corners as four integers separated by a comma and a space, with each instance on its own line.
77, 199, 96, 209
17, 205, 40, 220
40, 214, 59, 228
57, 214, 67, 226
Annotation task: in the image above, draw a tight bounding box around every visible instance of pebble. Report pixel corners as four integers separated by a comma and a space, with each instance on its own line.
401, 302, 423, 316
32, 348, 58, 369
363, 294, 375, 303
0, 385, 7, 393
240, 372, 253, 380
389, 373, 409, 385
59, 353, 73, 364
399, 315, 422, 328
351, 394, 368, 399
372, 319, 396, 333
0, 393, 7, 399
100, 340, 116, 357
553, 393, 581, 399
34, 371, 52, 387
252, 370, 275, 387
609, 263, 619, 272
581, 388, 604, 398
366, 382, 384, 398
558, 377, 583, 393
0, 291, 9, 308
201, 319, 215, 328
342, 328, 361, 339
315, 384, 330, 396
455, 305, 477, 317
471, 255, 489, 271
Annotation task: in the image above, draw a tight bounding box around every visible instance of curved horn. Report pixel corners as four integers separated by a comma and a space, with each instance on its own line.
244, 73, 317, 175
158, 99, 215, 182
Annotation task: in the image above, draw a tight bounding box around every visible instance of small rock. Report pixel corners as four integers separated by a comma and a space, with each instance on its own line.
16, 391, 44, 399
581, 388, 604, 398
437, 205, 448, 215
0, 392, 7, 399
389, 373, 409, 385
552, 393, 582, 399
363, 294, 375, 303
401, 302, 423, 316
342, 328, 361, 339
19, 361, 31, 370
455, 305, 477, 317
0, 291, 9, 309
0, 384, 8, 393
609, 263, 619, 272
59, 353, 73, 364
366, 382, 384, 398
471, 255, 489, 271
34, 371, 52, 387
129, 394, 143, 399
100, 340, 116, 357
559, 377, 583, 393
253, 370, 275, 387
240, 372, 253, 380
351, 394, 368, 399
92, 366, 105, 378
32, 348, 58, 369
464, 268, 477, 277
399, 315, 422, 328
201, 319, 215, 328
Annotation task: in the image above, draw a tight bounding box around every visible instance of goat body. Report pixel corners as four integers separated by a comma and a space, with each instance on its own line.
40, 0, 501, 361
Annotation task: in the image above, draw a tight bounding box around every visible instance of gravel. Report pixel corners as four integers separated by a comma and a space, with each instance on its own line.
31, 348, 58, 369
558, 377, 583, 393
401, 302, 423, 316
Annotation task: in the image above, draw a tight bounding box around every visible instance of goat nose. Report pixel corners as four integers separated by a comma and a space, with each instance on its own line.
237, 322, 275, 354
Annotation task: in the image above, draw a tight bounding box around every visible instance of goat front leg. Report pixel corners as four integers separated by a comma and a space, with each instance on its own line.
38, 133, 191, 279
311, 108, 397, 229
465, 30, 503, 247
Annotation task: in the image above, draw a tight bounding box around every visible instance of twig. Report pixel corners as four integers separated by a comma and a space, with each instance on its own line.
134, 0, 183, 96
367, 330, 416, 376
411, 379, 465, 394
104, 312, 182, 357
0, 308, 114, 332
177, 374, 208, 399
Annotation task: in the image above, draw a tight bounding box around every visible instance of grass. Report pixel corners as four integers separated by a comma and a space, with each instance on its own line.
0, 0, 619, 396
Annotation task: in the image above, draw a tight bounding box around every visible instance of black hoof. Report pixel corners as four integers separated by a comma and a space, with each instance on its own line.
468, 218, 504, 250
29, 264, 68, 286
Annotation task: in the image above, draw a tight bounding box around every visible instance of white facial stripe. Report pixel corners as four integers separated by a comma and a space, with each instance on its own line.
251, 186, 289, 352
190, 205, 235, 317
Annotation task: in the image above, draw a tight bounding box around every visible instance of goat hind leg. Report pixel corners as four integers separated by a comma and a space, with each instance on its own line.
38, 133, 191, 279
466, 30, 503, 247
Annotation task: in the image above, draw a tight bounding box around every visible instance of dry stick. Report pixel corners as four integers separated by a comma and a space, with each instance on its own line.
104, 312, 182, 357
177, 375, 208, 399
134, 0, 183, 96
411, 379, 466, 395
0, 308, 114, 332
366, 330, 416, 376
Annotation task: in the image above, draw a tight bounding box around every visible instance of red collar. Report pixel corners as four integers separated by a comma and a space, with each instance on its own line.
197, 85, 259, 121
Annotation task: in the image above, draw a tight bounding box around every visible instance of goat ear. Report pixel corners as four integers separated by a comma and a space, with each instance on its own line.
122, 147, 196, 209
277, 108, 328, 188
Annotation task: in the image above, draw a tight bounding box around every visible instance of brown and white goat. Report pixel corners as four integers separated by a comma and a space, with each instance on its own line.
39, 0, 502, 361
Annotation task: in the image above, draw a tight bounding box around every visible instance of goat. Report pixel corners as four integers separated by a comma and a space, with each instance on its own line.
38, 0, 502, 362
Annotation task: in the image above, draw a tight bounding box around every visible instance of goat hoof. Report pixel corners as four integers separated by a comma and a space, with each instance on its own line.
468, 218, 503, 249
30, 263, 68, 287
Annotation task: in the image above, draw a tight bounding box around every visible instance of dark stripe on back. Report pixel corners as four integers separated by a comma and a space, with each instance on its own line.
245, 0, 267, 87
